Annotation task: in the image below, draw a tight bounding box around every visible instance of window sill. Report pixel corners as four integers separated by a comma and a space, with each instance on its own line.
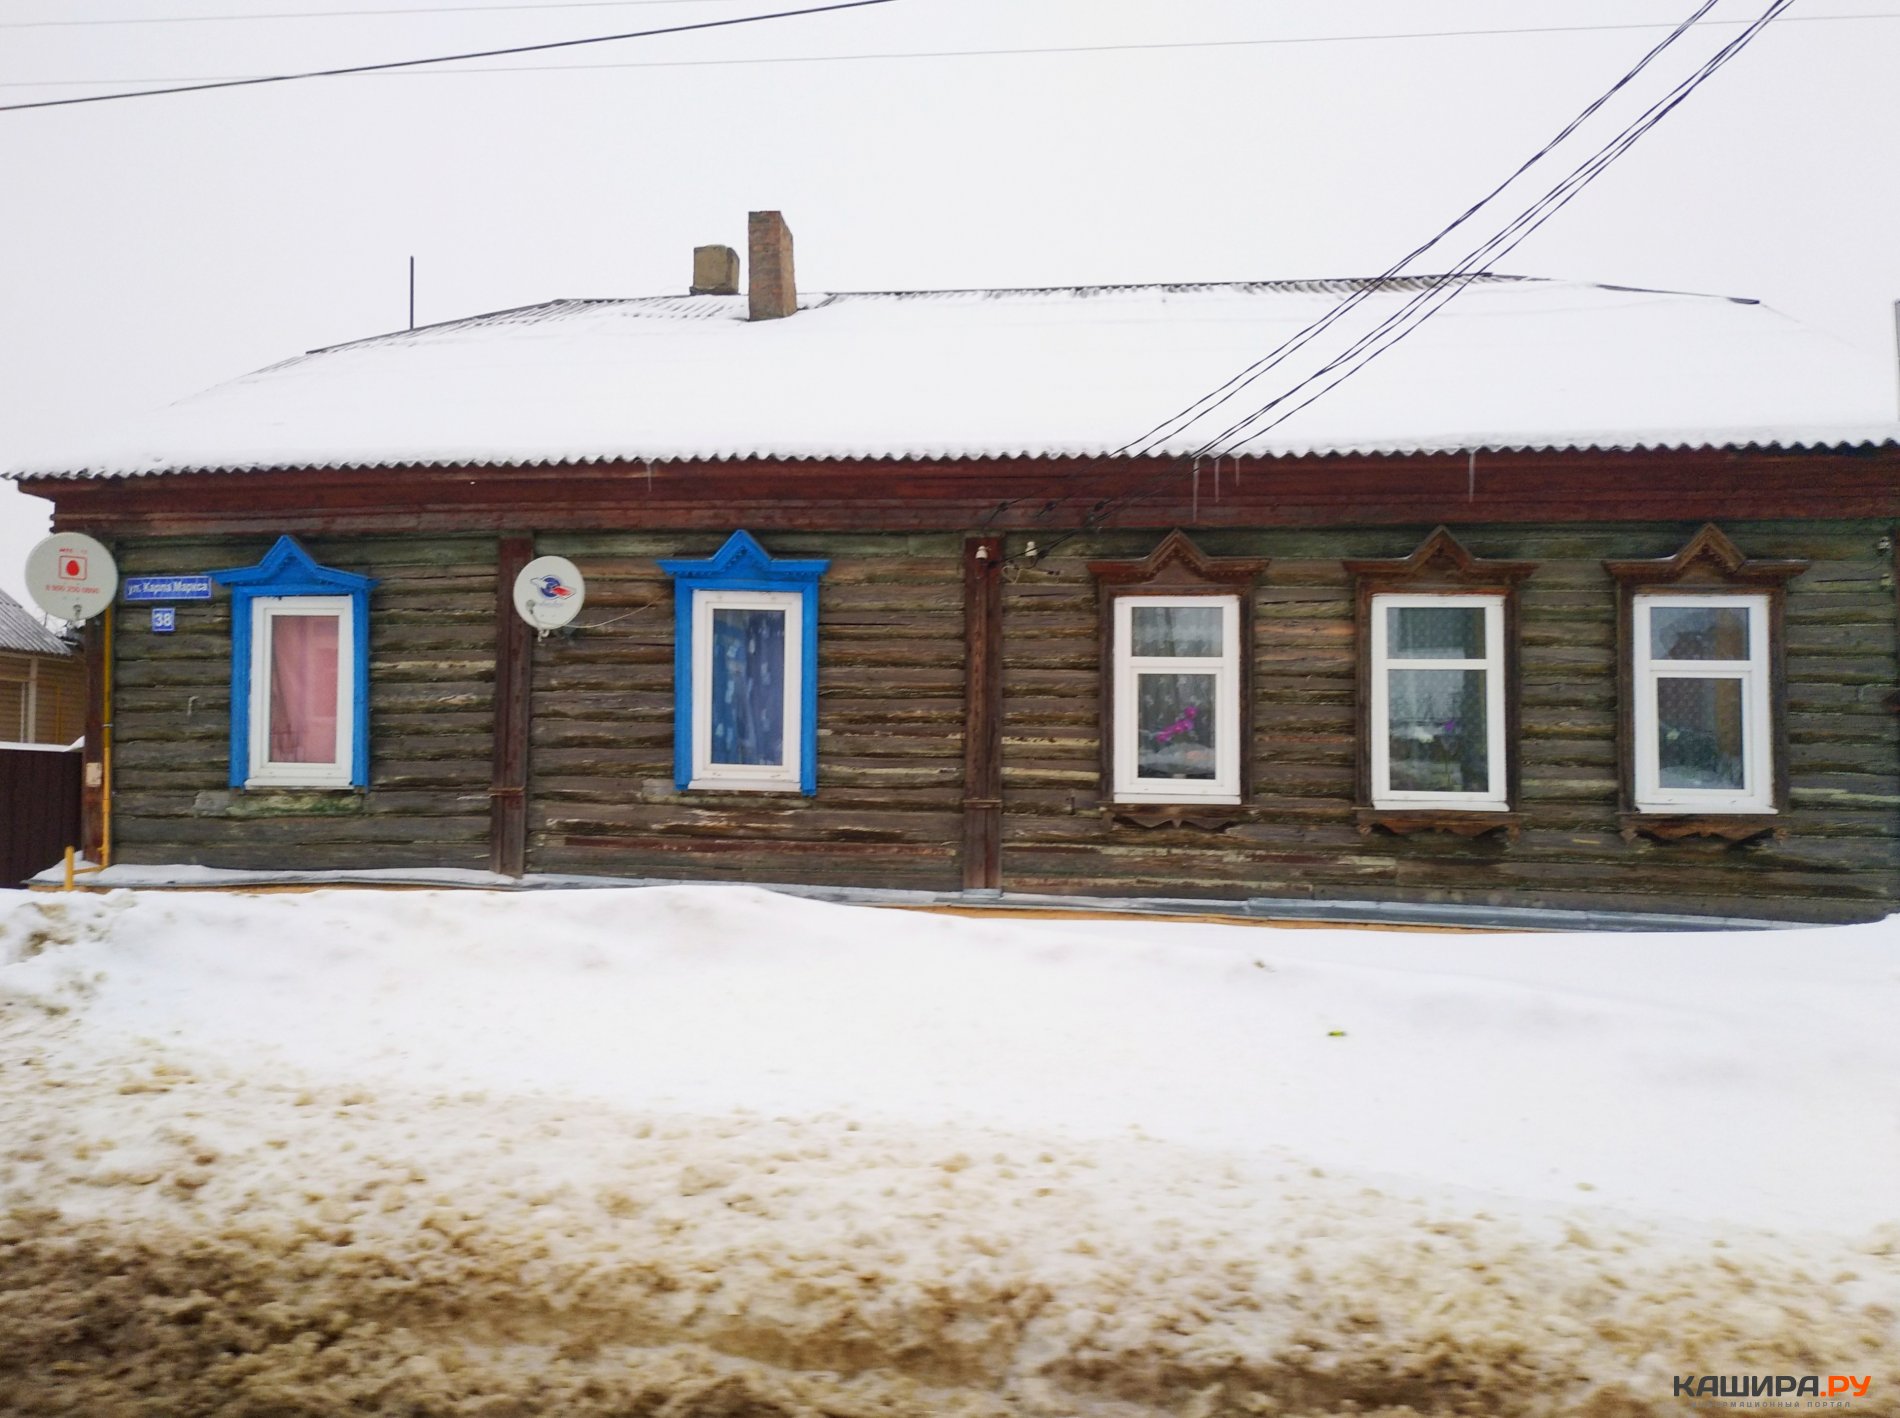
1354, 807, 1521, 840
1105, 803, 1247, 830
1618, 812, 1782, 844
687, 778, 804, 795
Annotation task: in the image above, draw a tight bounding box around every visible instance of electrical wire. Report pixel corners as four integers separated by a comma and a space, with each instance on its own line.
0, 0, 900, 113
1, 0, 752, 27
1015, 0, 1796, 563
1023, 0, 1731, 539
4, 2, 1890, 34
1158, 1, 1791, 524
1114, 0, 1725, 462
1192, 0, 1794, 461
4, 12, 1893, 88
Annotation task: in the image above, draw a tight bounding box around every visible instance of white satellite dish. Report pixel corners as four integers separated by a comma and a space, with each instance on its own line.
24, 532, 119, 623
514, 555, 586, 632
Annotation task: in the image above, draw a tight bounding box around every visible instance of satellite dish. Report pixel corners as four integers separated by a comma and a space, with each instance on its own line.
24, 532, 119, 623
514, 555, 586, 632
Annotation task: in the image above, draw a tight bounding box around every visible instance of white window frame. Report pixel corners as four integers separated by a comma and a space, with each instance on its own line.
1111, 594, 1241, 804
1632, 592, 1772, 814
1370, 593, 1508, 811
247, 595, 354, 789
690, 588, 802, 792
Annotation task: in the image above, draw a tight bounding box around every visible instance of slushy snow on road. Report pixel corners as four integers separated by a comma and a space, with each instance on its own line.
1, 885, 1895, 1415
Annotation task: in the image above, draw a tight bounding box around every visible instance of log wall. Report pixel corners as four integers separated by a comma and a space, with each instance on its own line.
107, 535, 496, 871
93, 518, 1900, 921
1002, 520, 1900, 923
525, 532, 966, 890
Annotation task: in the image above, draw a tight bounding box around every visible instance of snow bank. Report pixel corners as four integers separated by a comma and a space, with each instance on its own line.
1, 886, 1895, 1415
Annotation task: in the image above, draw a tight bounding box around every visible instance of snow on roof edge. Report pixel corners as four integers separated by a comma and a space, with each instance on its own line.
10, 428, 1900, 483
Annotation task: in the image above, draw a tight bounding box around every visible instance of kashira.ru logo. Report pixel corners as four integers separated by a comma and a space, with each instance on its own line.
1672, 1372, 1872, 1405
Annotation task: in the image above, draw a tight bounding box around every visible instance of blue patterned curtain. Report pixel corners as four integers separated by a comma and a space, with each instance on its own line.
710, 608, 787, 765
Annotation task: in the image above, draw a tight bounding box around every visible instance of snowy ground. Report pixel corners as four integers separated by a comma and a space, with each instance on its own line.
0, 885, 1894, 1416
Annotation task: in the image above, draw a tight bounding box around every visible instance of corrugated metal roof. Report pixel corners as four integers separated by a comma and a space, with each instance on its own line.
0, 589, 75, 657
9, 275, 1896, 480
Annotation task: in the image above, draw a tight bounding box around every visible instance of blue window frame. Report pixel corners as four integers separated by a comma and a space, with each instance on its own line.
209, 536, 375, 790
658, 531, 827, 795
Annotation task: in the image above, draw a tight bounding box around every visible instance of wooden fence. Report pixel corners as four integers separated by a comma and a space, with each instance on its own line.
0, 744, 81, 888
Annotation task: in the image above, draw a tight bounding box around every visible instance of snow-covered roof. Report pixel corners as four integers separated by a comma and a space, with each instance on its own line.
12, 275, 1898, 479
0, 588, 73, 657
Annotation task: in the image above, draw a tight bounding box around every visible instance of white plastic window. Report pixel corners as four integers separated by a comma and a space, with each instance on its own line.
248, 596, 353, 789
690, 588, 802, 791
1370, 594, 1507, 810
1632, 592, 1772, 813
1112, 595, 1241, 803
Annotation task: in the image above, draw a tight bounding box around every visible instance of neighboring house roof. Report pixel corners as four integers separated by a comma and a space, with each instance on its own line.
0, 588, 74, 657
10, 275, 1898, 480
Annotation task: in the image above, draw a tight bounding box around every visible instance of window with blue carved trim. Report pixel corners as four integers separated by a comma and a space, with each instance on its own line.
658, 532, 827, 795
252, 596, 353, 786
696, 590, 799, 787
209, 537, 375, 790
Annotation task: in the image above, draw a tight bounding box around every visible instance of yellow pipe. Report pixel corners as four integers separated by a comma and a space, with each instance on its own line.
62, 604, 115, 889
100, 603, 112, 869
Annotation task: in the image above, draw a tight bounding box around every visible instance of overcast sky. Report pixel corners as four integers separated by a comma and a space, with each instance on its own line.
2, 0, 1896, 614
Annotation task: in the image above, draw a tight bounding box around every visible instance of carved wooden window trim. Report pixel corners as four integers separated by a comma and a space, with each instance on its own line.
1088, 531, 1267, 827
1345, 527, 1535, 839
658, 531, 830, 797
208, 535, 376, 793
1604, 524, 1806, 843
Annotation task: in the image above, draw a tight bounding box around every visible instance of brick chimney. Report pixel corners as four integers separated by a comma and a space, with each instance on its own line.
691, 244, 738, 296
747, 211, 796, 321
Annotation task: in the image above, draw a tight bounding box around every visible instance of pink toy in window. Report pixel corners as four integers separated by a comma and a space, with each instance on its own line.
1152, 703, 1199, 746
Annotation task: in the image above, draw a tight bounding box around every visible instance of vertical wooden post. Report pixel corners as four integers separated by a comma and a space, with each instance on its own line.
1890, 524, 1900, 741
490, 534, 534, 877
961, 535, 1004, 892
80, 610, 107, 860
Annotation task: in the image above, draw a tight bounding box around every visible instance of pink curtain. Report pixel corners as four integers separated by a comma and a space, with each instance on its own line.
269, 615, 340, 763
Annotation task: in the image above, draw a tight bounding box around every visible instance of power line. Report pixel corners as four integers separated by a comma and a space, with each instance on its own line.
2, 11, 1892, 89
1055, 0, 1734, 528
1015, 0, 1796, 561
1116, 0, 1727, 461
0, 0, 900, 113
0, 0, 1877, 30
1185, 3, 1794, 477
1185, 2, 1795, 482
1, 0, 752, 27
1192, 0, 1795, 461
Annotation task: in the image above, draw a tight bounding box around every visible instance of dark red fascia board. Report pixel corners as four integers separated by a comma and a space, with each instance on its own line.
19, 445, 1900, 538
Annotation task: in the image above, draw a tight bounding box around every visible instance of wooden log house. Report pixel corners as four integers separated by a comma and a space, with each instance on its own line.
12, 213, 1900, 923
0, 589, 84, 748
